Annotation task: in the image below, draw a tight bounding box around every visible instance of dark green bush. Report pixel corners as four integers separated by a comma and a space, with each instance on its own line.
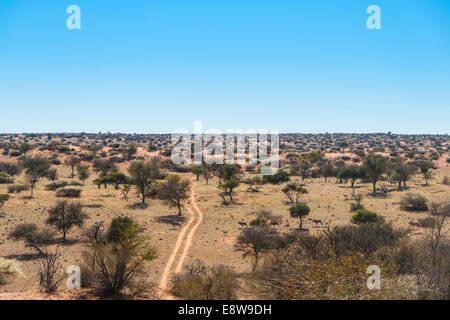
400, 193, 428, 211
351, 209, 384, 224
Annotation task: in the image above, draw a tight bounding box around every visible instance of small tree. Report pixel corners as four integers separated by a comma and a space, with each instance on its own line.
77, 164, 90, 183
81, 216, 157, 296
92, 158, 117, 177
19, 142, 33, 156
293, 158, 313, 183
219, 178, 239, 203
202, 163, 216, 184
281, 184, 308, 204
46, 201, 89, 240
235, 227, 282, 271
98, 172, 129, 190
120, 143, 138, 160
158, 175, 191, 216
289, 203, 310, 230
338, 166, 364, 193
21, 156, 52, 197
191, 166, 204, 181
128, 160, 158, 204
362, 155, 389, 194
37, 246, 64, 294
320, 161, 335, 183
65, 156, 81, 178
415, 161, 435, 185
392, 160, 417, 189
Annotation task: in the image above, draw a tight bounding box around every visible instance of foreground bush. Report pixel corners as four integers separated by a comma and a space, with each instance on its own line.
400, 193, 429, 211
170, 261, 239, 300
81, 217, 157, 296
0, 258, 23, 285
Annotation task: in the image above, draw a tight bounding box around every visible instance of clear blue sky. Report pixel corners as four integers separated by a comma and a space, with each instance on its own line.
0, 0, 449, 134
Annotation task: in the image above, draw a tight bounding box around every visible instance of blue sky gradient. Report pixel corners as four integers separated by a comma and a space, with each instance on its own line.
0, 0, 449, 134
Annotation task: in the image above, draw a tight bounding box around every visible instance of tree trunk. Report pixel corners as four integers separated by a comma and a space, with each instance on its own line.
299, 217, 303, 230
372, 180, 377, 194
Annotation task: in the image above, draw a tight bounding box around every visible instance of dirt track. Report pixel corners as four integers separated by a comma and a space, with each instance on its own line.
158, 182, 204, 298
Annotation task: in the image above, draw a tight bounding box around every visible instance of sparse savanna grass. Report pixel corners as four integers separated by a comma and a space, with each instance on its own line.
0, 149, 449, 297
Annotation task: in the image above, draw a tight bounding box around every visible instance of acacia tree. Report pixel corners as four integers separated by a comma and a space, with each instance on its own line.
202, 163, 216, 184
128, 160, 157, 204
158, 175, 191, 216
81, 216, 157, 296
93, 158, 117, 177
392, 160, 417, 189
319, 160, 335, 183
362, 155, 389, 194
281, 184, 308, 204
120, 143, 137, 160
21, 156, 52, 197
77, 164, 90, 183
65, 156, 81, 178
338, 166, 364, 193
289, 203, 310, 230
191, 166, 204, 181
292, 158, 313, 183
219, 178, 239, 203
235, 227, 283, 271
97, 172, 129, 190
19, 142, 33, 156
46, 201, 89, 240
416, 161, 435, 185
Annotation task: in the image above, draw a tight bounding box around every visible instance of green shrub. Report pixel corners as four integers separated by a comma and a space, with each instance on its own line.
7, 183, 29, 193
0, 172, 13, 184
170, 261, 239, 300
262, 170, 290, 185
0, 258, 23, 285
400, 193, 428, 211
56, 186, 82, 198
45, 180, 68, 191
351, 209, 384, 224
9, 150, 21, 157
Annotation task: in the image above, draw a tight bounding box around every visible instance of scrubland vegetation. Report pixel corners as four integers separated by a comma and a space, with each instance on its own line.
0, 132, 448, 300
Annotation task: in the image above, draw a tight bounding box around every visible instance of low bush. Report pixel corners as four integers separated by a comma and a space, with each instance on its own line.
400, 193, 429, 211
418, 217, 435, 228
170, 261, 239, 300
0, 162, 22, 176
0, 172, 13, 184
45, 180, 68, 191
0, 258, 23, 285
351, 209, 384, 224
56, 186, 83, 198
9, 150, 21, 157
442, 176, 449, 186
7, 183, 29, 193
